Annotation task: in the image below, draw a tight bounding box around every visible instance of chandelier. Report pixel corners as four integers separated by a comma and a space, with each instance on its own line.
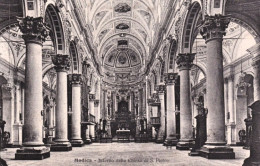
236, 72, 250, 92
236, 58, 250, 92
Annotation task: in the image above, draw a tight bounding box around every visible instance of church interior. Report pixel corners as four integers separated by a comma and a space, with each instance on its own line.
0, 0, 259, 165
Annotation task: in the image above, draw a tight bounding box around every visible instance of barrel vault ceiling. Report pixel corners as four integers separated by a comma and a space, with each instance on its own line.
85, 0, 173, 86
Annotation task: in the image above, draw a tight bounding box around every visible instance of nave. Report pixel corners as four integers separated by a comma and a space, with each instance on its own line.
0, 143, 249, 166
0, 0, 259, 165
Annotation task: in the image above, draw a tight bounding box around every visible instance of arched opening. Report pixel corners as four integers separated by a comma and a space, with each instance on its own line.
45, 4, 65, 53
69, 41, 79, 73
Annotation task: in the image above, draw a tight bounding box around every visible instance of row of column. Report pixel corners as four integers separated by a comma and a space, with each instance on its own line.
15, 16, 89, 160
149, 14, 235, 159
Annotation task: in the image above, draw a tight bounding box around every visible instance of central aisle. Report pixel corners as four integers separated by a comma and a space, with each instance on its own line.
2, 143, 248, 166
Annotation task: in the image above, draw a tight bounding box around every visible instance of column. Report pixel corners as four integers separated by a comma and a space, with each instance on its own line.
48, 97, 55, 143
94, 100, 100, 127
129, 94, 131, 113
243, 101, 260, 165
89, 94, 95, 141
70, 74, 84, 147
164, 73, 179, 146
51, 54, 72, 151
252, 54, 260, 101
226, 75, 236, 145
199, 14, 235, 159
13, 82, 23, 146
176, 53, 195, 150
156, 85, 166, 143
15, 16, 50, 160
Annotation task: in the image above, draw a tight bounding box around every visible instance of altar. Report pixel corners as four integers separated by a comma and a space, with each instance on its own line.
116, 129, 130, 142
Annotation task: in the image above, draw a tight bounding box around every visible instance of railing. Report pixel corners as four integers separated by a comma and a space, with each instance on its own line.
150, 117, 160, 126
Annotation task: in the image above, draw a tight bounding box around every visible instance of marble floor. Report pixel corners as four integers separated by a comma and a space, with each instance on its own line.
0, 143, 249, 166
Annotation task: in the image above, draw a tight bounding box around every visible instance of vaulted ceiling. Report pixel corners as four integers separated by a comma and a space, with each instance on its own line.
85, 0, 173, 85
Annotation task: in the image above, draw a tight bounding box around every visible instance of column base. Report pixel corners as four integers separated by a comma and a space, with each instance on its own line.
164, 137, 178, 146
13, 123, 23, 146
176, 140, 194, 150
227, 123, 236, 145
189, 149, 201, 156
243, 157, 260, 166
84, 138, 92, 144
70, 139, 84, 147
91, 137, 96, 142
156, 136, 164, 144
199, 145, 235, 159
50, 142, 72, 151
15, 146, 50, 160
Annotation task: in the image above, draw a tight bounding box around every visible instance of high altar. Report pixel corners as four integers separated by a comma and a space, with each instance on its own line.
111, 100, 136, 140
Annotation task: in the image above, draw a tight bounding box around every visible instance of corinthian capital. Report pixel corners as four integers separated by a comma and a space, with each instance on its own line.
200, 14, 230, 42
156, 85, 166, 93
176, 53, 195, 70
164, 73, 178, 85
69, 74, 82, 85
52, 54, 71, 72
17, 16, 50, 44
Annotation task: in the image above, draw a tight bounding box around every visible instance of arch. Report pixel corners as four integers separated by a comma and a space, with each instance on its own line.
168, 39, 177, 70
45, 4, 65, 54
160, 61, 165, 83
69, 41, 79, 73
181, 2, 202, 53
229, 16, 259, 42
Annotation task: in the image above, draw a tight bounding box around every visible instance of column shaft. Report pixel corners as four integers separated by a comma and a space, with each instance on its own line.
176, 53, 195, 150
56, 72, 68, 142
70, 74, 83, 146
164, 73, 178, 146
23, 42, 43, 146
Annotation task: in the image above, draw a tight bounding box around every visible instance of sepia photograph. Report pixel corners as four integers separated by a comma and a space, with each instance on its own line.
0, 0, 259, 165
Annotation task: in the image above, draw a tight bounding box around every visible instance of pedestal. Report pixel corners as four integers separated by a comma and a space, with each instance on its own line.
189, 108, 207, 156
243, 101, 260, 166
85, 127, 92, 144
227, 123, 236, 145
15, 146, 50, 160
199, 145, 235, 159
243, 118, 252, 150
156, 87, 166, 144
13, 124, 23, 147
